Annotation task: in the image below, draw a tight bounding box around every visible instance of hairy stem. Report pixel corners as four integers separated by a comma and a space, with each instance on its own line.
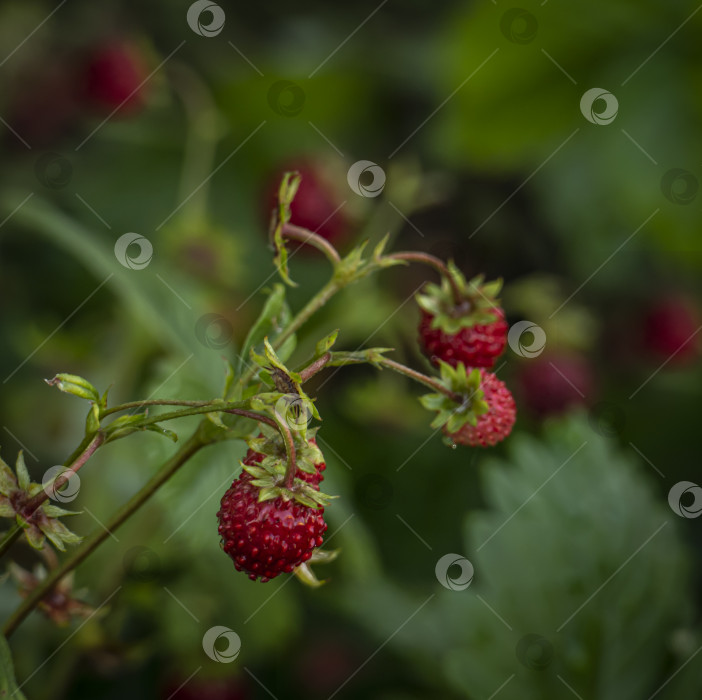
281, 223, 341, 264
385, 251, 462, 302
3, 427, 209, 638
101, 399, 212, 418
298, 353, 332, 383
378, 357, 463, 403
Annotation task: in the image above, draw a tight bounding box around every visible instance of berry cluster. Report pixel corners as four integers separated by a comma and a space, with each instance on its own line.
417, 265, 516, 447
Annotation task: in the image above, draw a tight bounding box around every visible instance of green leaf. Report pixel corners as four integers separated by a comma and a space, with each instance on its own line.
144, 424, 179, 442
271, 172, 302, 287
14, 452, 30, 492
85, 403, 101, 436
0, 457, 17, 496
0, 634, 28, 699
45, 373, 100, 402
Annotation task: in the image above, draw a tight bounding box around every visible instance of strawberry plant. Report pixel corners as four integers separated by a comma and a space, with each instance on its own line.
0, 173, 515, 655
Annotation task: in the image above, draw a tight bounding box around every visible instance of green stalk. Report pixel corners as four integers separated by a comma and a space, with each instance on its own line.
3, 426, 208, 638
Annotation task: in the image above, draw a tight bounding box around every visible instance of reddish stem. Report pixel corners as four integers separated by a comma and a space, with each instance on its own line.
385, 251, 462, 303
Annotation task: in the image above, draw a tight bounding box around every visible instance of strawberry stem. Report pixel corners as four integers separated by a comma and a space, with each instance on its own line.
281, 223, 341, 264
377, 357, 464, 403
385, 251, 463, 304
298, 353, 332, 382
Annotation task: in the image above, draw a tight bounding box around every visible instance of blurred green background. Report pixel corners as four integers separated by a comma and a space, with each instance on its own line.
1, 0, 701, 698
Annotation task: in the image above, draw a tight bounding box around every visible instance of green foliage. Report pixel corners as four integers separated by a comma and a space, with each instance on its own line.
0, 634, 27, 699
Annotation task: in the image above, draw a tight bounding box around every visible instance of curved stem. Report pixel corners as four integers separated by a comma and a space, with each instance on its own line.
385, 251, 462, 302
222, 408, 276, 430
282, 223, 341, 264
3, 426, 209, 638
101, 399, 212, 418
377, 357, 463, 403
0, 526, 21, 559
23, 433, 104, 515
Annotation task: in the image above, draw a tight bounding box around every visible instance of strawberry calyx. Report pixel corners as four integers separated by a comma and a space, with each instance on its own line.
418, 361, 490, 434
416, 261, 503, 335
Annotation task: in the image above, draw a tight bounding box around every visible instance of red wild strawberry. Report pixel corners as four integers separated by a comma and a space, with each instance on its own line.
444, 369, 516, 447
517, 352, 593, 417
420, 362, 516, 448
82, 40, 148, 115
642, 295, 701, 366
417, 264, 507, 369
217, 435, 331, 582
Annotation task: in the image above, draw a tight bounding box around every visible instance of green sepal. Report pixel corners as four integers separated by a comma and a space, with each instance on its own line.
15, 515, 44, 550
419, 362, 489, 433
308, 548, 340, 564
40, 517, 83, 552
315, 329, 339, 357
144, 424, 179, 442
15, 452, 30, 491
258, 486, 284, 502
271, 172, 301, 287
42, 504, 80, 518
293, 562, 327, 587
0, 497, 15, 518
0, 456, 17, 496
416, 262, 504, 335
45, 374, 100, 403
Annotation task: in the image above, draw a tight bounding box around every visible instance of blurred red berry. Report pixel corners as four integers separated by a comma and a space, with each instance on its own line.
82, 41, 148, 115
517, 353, 594, 416
642, 295, 701, 365
264, 161, 349, 245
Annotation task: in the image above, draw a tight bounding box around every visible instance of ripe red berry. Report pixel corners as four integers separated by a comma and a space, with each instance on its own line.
419, 306, 508, 369
516, 353, 593, 416
642, 295, 701, 365
444, 369, 516, 447
217, 445, 328, 582
264, 160, 349, 245
83, 41, 148, 115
